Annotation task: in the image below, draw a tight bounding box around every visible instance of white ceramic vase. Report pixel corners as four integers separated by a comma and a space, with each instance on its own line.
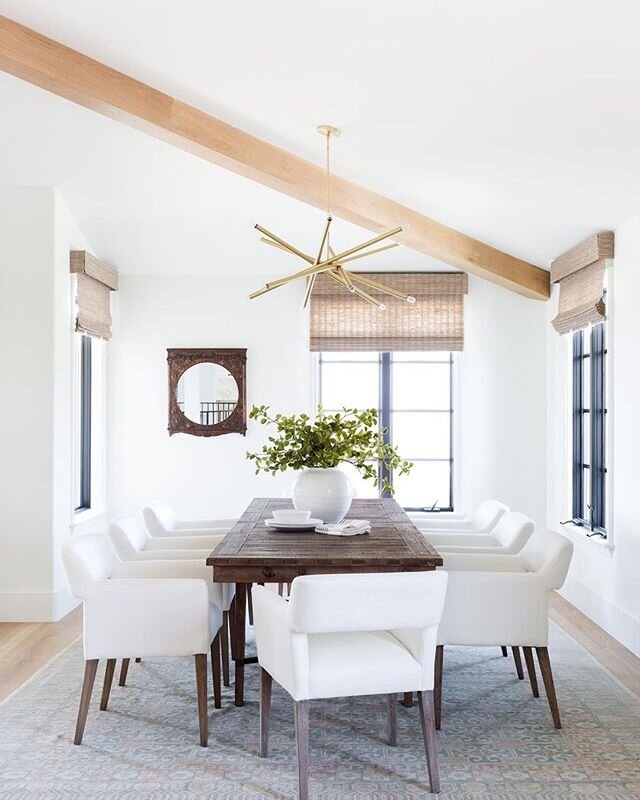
292, 467, 353, 523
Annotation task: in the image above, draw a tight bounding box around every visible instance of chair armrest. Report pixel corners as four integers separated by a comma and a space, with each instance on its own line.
439, 570, 549, 646
424, 532, 496, 547
123, 548, 211, 561
252, 586, 309, 701
441, 553, 525, 572
177, 519, 237, 531
111, 559, 228, 609
84, 578, 213, 658
144, 534, 224, 550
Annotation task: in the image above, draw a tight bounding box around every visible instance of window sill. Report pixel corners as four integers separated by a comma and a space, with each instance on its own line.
558, 522, 614, 557
71, 508, 108, 534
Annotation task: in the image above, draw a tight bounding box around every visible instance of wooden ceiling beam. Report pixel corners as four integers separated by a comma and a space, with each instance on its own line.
0, 14, 550, 299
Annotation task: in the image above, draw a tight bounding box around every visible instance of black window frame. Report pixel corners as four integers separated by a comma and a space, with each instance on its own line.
572, 323, 606, 536
75, 334, 92, 513
318, 351, 454, 512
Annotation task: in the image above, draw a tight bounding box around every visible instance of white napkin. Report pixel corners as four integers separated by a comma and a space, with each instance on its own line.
315, 519, 371, 536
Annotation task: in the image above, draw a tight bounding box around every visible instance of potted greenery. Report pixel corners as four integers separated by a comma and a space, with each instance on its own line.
246, 405, 412, 522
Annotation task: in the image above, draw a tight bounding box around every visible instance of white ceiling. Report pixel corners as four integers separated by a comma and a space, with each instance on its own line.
1, 0, 640, 278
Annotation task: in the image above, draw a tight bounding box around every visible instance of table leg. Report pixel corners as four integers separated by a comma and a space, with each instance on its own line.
233, 582, 247, 706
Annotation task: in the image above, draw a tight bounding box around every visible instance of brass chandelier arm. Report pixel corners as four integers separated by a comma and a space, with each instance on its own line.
303, 217, 332, 308
348, 272, 414, 302
254, 224, 312, 263
303, 274, 317, 308
259, 236, 314, 264
335, 242, 399, 266
336, 266, 355, 292
326, 269, 383, 309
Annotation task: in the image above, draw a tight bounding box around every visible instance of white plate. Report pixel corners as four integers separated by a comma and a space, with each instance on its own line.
264, 518, 323, 532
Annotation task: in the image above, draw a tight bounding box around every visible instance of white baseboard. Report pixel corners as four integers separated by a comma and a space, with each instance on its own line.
560, 576, 640, 657
0, 586, 80, 622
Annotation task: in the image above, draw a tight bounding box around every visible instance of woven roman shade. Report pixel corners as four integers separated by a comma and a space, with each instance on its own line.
550, 232, 613, 335
309, 272, 468, 352
70, 251, 118, 340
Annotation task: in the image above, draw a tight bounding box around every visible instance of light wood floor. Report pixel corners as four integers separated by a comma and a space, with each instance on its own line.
1, 596, 639, 704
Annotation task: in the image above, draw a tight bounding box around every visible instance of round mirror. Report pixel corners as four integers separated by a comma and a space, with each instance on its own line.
176, 363, 239, 425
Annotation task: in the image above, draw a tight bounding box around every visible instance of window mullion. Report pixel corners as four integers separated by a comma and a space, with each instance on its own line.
590, 324, 605, 530
572, 332, 583, 521
379, 352, 392, 497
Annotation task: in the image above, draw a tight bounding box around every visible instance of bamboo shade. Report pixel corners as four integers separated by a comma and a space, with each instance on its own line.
309, 272, 468, 352
550, 233, 612, 335
551, 260, 606, 335
70, 251, 118, 340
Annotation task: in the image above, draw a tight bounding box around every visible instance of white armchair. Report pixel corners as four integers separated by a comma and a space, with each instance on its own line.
425, 511, 534, 555
253, 572, 449, 798
436, 528, 574, 729
61, 533, 224, 747
143, 501, 237, 537
108, 515, 234, 688
109, 515, 224, 560
411, 499, 508, 533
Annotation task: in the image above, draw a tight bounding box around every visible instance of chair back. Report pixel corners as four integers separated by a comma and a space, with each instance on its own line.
491, 511, 534, 548
61, 533, 118, 599
143, 502, 180, 535
287, 571, 448, 635
520, 528, 574, 589
108, 516, 149, 558
472, 499, 509, 530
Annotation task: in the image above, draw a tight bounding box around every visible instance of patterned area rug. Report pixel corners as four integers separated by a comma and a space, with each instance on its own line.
1, 624, 639, 799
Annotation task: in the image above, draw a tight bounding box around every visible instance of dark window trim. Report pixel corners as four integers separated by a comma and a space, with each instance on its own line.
572, 324, 606, 536
318, 351, 454, 512
75, 334, 92, 513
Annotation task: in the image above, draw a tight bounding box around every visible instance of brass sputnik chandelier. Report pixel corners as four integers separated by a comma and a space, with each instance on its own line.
249, 125, 416, 310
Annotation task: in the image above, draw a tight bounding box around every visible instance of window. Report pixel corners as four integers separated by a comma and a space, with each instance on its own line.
318, 351, 454, 510
75, 335, 92, 512
73, 334, 105, 515
571, 323, 607, 535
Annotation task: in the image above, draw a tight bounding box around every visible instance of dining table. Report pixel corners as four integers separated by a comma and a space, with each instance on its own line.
207, 497, 443, 706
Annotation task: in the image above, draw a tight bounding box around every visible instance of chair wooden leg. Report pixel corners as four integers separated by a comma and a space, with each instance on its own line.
434, 645, 444, 730
221, 610, 230, 687
287, 582, 292, 595
74, 659, 98, 745
195, 653, 208, 746
294, 700, 310, 800
511, 647, 525, 680
260, 668, 272, 757
118, 658, 130, 687
100, 659, 116, 711
387, 693, 398, 746
278, 582, 284, 596
501, 646, 508, 657
211, 635, 222, 709
418, 690, 441, 794
536, 647, 562, 729
522, 647, 540, 697
402, 692, 413, 707
247, 583, 254, 626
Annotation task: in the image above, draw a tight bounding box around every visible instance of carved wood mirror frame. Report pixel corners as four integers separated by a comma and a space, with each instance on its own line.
167, 348, 247, 437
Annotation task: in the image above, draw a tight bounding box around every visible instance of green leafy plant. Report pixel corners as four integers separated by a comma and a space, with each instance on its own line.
246, 404, 412, 495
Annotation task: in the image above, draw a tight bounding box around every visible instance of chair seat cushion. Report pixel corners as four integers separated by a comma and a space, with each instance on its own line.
307, 630, 421, 699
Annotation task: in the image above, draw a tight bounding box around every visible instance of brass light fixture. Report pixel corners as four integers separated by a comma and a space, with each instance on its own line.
249, 125, 416, 310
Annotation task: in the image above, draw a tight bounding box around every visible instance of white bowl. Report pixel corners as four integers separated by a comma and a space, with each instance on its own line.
272, 508, 312, 524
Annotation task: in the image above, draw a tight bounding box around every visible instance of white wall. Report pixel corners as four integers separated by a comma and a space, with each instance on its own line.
0, 187, 94, 621
109, 273, 548, 524
109, 275, 313, 518
547, 218, 640, 656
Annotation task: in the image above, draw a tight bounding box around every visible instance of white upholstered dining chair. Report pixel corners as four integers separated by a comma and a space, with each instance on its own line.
425, 511, 534, 555
108, 515, 234, 688
253, 572, 449, 798
109, 515, 224, 560
436, 528, 574, 729
143, 501, 237, 537
61, 533, 224, 747
411, 499, 508, 533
